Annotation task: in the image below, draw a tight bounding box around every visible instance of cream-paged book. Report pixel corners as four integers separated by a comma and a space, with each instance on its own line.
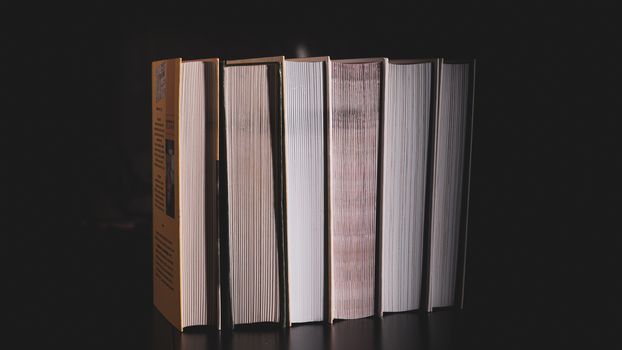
152, 58, 221, 331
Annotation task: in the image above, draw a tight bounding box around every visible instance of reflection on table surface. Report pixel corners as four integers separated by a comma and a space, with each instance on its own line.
152, 307, 460, 350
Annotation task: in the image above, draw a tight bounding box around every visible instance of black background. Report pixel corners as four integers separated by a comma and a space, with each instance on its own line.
4, 1, 622, 348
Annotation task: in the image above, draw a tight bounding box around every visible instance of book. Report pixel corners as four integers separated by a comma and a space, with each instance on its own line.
426, 59, 476, 311
329, 58, 385, 321
151, 58, 221, 331
380, 59, 439, 314
283, 56, 331, 324
219, 56, 288, 329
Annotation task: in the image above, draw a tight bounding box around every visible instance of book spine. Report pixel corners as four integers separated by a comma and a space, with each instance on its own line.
273, 61, 290, 328
328, 60, 335, 323
152, 58, 183, 331
324, 58, 333, 324
205, 59, 222, 330
423, 58, 443, 313
324, 58, 334, 324
375, 58, 388, 318
218, 60, 234, 331
454, 60, 476, 309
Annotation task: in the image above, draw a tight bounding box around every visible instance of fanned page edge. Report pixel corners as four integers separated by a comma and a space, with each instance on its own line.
283, 56, 332, 325
176, 58, 222, 331
329, 57, 386, 323
427, 59, 475, 312
221, 58, 288, 328
380, 60, 438, 315
329, 58, 386, 321
217, 60, 234, 330
179, 61, 208, 329
287, 56, 334, 325
182, 58, 220, 162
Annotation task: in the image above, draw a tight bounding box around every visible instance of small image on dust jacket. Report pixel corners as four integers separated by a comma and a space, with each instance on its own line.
165, 139, 175, 218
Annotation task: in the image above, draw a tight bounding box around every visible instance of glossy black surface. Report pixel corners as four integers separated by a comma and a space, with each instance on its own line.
152, 307, 460, 350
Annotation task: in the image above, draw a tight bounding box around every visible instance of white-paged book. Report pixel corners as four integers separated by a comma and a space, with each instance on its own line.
380, 59, 438, 314
426, 59, 476, 311
283, 57, 330, 324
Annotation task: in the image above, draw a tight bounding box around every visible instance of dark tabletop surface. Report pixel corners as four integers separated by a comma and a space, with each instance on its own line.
9, 221, 618, 349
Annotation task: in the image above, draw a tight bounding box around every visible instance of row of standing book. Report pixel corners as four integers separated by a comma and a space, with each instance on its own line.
151, 56, 476, 331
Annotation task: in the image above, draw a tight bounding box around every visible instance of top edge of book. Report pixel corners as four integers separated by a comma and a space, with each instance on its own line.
152, 58, 182, 66
442, 58, 476, 65
388, 58, 440, 65
226, 56, 285, 65
182, 58, 220, 63
333, 57, 387, 64
152, 58, 220, 64
286, 56, 330, 63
